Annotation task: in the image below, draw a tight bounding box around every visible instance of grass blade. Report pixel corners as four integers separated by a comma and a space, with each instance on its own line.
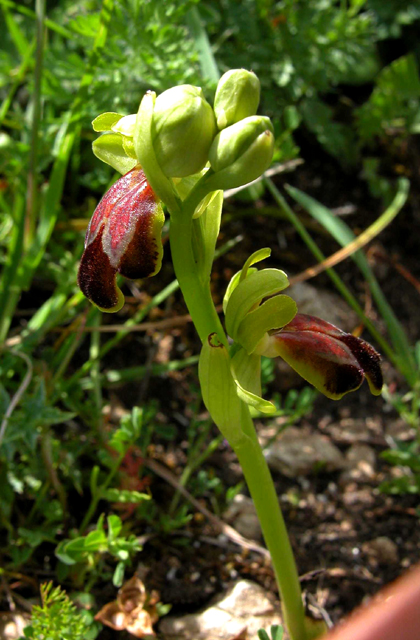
186, 6, 220, 84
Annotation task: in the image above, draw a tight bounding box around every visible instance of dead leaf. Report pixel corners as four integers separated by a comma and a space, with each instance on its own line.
95, 575, 158, 638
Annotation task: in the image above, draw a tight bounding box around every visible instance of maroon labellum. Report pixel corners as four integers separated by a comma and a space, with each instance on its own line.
261, 313, 383, 400
78, 166, 164, 312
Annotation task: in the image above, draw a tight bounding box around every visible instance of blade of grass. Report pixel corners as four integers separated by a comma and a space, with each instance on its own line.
186, 5, 220, 84
0, 192, 25, 343
285, 178, 416, 383
89, 310, 103, 425
2, 5, 30, 56
264, 176, 398, 368
0, 38, 36, 129
0, 0, 79, 40
25, 0, 46, 248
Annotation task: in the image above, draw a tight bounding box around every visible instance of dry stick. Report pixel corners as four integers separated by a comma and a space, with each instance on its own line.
145, 458, 270, 559
0, 350, 33, 447
223, 159, 304, 200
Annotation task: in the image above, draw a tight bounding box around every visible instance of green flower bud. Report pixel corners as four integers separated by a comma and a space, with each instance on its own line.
214, 69, 260, 129
208, 116, 274, 190
151, 85, 216, 178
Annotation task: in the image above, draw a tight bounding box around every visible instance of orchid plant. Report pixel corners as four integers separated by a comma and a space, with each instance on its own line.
78, 70, 383, 640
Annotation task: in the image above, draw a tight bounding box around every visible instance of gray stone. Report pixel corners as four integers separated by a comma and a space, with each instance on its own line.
159, 579, 283, 640
287, 282, 358, 333
223, 495, 262, 541
339, 444, 377, 484
362, 537, 399, 566
265, 427, 345, 477
0, 613, 31, 640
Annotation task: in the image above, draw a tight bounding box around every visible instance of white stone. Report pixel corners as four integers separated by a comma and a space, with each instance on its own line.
159, 579, 283, 640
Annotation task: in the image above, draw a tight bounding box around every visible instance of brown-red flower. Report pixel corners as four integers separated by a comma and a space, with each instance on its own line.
259, 313, 383, 400
78, 166, 164, 312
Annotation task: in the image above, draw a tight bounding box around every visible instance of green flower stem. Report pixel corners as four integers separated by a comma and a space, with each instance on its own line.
169, 189, 307, 640
170, 183, 228, 347
234, 409, 307, 640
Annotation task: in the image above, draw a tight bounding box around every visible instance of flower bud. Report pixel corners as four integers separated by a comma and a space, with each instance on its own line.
208, 116, 274, 190
214, 69, 260, 129
151, 85, 216, 178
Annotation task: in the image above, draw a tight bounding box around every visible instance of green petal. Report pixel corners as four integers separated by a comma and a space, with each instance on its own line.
225, 268, 290, 340
236, 294, 297, 355
92, 133, 137, 174
111, 114, 137, 136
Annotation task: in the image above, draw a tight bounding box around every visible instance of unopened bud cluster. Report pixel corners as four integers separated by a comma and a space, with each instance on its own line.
92, 69, 274, 192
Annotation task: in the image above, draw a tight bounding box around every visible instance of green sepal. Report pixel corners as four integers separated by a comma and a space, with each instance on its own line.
198, 333, 245, 445
237, 295, 297, 355
231, 347, 276, 414
111, 113, 136, 136
92, 132, 137, 174
92, 112, 123, 132
192, 190, 223, 285
134, 91, 180, 214
225, 269, 290, 340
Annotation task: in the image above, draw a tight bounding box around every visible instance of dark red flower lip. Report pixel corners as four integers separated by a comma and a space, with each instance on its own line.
78, 166, 164, 312
267, 313, 383, 400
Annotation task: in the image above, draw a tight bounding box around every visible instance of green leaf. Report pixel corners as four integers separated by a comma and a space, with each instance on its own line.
107, 515, 122, 540
103, 488, 151, 503
65, 529, 107, 556
113, 561, 126, 587
92, 112, 123, 132
231, 348, 276, 414
198, 334, 245, 445
271, 626, 284, 640
92, 132, 137, 175
55, 541, 77, 566
300, 97, 358, 165
236, 295, 297, 355
225, 269, 290, 340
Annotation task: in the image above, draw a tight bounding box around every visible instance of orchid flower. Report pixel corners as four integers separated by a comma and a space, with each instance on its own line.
77, 166, 164, 313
